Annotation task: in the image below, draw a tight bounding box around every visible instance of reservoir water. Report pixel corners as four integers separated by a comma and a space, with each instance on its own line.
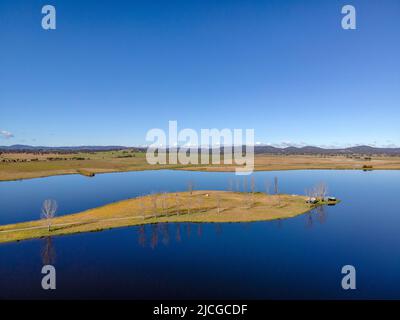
0, 170, 399, 299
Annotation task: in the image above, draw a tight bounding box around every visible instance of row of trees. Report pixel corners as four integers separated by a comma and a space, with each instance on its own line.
39, 178, 328, 233
305, 182, 328, 201
227, 176, 279, 194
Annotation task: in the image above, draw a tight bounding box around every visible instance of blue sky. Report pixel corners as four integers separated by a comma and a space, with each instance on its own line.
0, 0, 399, 147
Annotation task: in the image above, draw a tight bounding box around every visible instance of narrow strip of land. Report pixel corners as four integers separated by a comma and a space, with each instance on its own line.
0, 191, 338, 243
1, 151, 400, 181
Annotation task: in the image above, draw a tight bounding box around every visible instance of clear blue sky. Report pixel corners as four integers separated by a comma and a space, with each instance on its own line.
0, 0, 399, 147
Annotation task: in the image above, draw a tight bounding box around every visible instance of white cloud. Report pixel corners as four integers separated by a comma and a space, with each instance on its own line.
270, 141, 309, 148
0, 130, 14, 139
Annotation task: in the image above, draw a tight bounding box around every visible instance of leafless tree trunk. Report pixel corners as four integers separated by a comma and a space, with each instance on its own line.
265, 179, 270, 195
316, 182, 328, 200
243, 177, 248, 193
188, 180, 194, 195
139, 197, 145, 219
197, 196, 203, 213
41, 199, 57, 232
175, 193, 180, 215
274, 176, 279, 194
216, 194, 221, 214
187, 198, 191, 215
228, 179, 233, 192
151, 194, 158, 216
161, 193, 167, 215
250, 176, 255, 205
250, 176, 255, 193
305, 188, 312, 201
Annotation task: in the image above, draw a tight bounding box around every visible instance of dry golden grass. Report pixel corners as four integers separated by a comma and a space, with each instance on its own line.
0, 191, 326, 243
1, 151, 400, 181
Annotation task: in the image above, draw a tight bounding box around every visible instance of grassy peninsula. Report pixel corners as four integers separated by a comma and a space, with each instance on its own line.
0, 191, 339, 244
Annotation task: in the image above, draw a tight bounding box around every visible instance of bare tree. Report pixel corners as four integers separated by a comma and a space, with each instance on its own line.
265, 179, 270, 195
305, 188, 314, 202
161, 192, 167, 215
188, 180, 194, 195
175, 193, 180, 215
151, 193, 158, 216
315, 182, 328, 201
139, 197, 145, 219
196, 195, 203, 213
216, 194, 221, 214
41, 199, 57, 232
228, 179, 233, 192
250, 176, 255, 205
274, 176, 279, 194
305, 188, 310, 199
243, 176, 248, 193
246, 192, 252, 208
250, 176, 255, 193
187, 198, 191, 215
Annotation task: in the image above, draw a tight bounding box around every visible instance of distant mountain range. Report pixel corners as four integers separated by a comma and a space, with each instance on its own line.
252, 145, 400, 155
1, 144, 400, 155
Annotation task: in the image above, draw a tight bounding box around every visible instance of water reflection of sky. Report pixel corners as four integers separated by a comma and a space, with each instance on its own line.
1, 170, 400, 299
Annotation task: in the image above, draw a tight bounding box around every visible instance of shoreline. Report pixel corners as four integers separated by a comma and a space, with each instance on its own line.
0, 165, 398, 183
2, 152, 400, 182
0, 191, 339, 244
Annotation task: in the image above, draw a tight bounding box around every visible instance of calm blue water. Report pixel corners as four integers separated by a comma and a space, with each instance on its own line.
0, 170, 400, 299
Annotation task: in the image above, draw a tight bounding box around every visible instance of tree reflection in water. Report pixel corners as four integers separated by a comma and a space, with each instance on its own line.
276, 218, 283, 229
175, 224, 181, 242
305, 206, 327, 228
316, 205, 327, 224
197, 224, 203, 238
161, 223, 170, 246
305, 211, 313, 228
138, 225, 146, 247
41, 237, 56, 265
137, 222, 227, 248
150, 224, 159, 249
215, 223, 222, 235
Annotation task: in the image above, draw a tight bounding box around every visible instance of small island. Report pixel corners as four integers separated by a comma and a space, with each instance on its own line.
0, 191, 339, 244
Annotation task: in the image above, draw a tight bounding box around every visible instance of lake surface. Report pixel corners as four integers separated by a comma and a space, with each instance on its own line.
1, 169, 400, 299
